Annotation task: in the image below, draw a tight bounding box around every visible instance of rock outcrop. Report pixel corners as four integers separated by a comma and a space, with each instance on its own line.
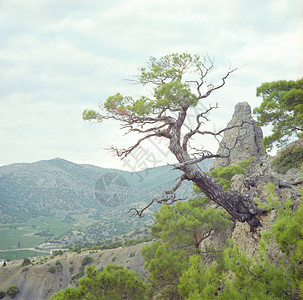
211, 102, 265, 170
202, 102, 302, 258
231, 155, 302, 256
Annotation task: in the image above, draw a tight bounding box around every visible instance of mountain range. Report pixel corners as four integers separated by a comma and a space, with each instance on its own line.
0, 158, 212, 241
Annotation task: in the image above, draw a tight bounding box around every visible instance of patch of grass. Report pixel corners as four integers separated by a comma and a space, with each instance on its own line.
0, 217, 79, 250
0, 250, 48, 260
0, 228, 45, 250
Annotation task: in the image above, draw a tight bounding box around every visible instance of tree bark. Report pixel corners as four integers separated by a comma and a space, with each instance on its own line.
181, 163, 261, 230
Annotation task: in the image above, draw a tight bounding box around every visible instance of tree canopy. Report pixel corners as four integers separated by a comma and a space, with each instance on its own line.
151, 197, 230, 251
83, 53, 261, 229
253, 78, 303, 150
50, 264, 148, 300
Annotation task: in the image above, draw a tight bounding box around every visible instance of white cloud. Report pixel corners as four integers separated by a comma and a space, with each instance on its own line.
0, 0, 302, 170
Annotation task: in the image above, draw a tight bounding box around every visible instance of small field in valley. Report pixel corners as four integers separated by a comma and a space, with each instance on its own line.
0, 249, 48, 260
0, 217, 82, 259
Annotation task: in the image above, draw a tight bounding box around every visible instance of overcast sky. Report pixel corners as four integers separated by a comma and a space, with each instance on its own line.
0, 0, 302, 171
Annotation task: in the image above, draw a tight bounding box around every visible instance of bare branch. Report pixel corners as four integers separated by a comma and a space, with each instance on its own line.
107, 133, 159, 159
129, 174, 188, 218
176, 125, 248, 169
125, 122, 170, 134
198, 67, 237, 100
174, 152, 228, 169
182, 104, 219, 151
129, 200, 155, 218
183, 120, 250, 152
197, 228, 214, 247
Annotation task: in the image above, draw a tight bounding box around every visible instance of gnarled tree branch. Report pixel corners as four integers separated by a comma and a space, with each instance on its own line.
129, 174, 188, 218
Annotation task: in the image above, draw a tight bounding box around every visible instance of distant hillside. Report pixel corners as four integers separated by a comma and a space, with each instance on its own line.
0, 243, 149, 300
0, 158, 212, 241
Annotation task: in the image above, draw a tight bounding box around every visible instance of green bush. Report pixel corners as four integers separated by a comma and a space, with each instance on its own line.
0, 289, 5, 299
129, 251, 136, 258
70, 243, 81, 253
48, 265, 56, 274
101, 241, 123, 249
21, 258, 31, 267
271, 144, 303, 174
81, 256, 93, 266
55, 260, 63, 271
210, 158, 254, 190
52, 250, 64, 256
6, 285, 19, 299
50, 265, 148, 299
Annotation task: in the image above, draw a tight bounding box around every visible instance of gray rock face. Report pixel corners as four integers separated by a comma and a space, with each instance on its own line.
212, 102, 265, 169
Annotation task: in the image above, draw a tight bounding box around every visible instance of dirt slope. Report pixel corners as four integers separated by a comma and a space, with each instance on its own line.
0, 243, 149, 300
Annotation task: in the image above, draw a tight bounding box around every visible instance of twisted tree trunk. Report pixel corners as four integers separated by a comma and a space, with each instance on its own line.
182, 163, 261, 230
170, 129, 262, 231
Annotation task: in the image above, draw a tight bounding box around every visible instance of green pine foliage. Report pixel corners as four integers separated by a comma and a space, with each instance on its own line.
83, 53, 208, 122
178, 255, 223, 299
272, 201, 303, 277
151, 197, 230, 251
50, 265, 148, 300
141, 158, 256, 298
177, 195, 303, 299
142, 242, 188, 299
221, 240, 297, 299
210, 158, 254, 191
178, 221, 301, 299
253, 78, 303, 150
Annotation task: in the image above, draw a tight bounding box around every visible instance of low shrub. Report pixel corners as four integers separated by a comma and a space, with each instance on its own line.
48, 265, 56, 274
55, 260, 63, 271
81, 256, 93, 266
272, 144, 303, 174
21, 258, 31, 267
129, 251, 136, 258
6, 285, 19, 298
